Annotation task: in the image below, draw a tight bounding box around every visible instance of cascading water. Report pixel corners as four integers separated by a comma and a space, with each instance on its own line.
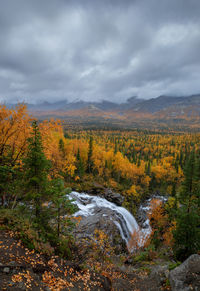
69, 191, 152, 249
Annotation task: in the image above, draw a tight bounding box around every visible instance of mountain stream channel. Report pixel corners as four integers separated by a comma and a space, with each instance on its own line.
69, 192, 166, 252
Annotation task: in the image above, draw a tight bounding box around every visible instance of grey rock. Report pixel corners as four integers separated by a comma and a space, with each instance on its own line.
18, 282, 26, 290
112, 278, 133, 291
87, 186, 124, 206
12, 268, 18, 274
74, 209, 124, 248
87, 183, 105, 195
3, 267, 10, 273
71, 191, 133, 253
137, 195, 168, 228
150, 265, 169, 286
169, 254, 200, 291
103, 189, 124, 206
136, 207, 148, 228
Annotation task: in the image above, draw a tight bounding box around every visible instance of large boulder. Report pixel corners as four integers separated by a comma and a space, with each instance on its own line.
73, 207, 126, 251
150, 265, 169, 286
169, 254, 200, 291
136, 203, 149, 228
103, 189, 124, 206
87, 185, 124, 206
87, 183, 105, 196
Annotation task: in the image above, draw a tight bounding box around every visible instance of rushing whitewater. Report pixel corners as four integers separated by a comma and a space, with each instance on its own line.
69, 191, 152, 248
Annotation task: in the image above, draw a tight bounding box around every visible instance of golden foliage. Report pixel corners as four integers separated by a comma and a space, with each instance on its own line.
0, 104, 32, 166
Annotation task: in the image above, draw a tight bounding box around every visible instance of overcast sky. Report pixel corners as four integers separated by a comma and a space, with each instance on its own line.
0, 0, 200, 104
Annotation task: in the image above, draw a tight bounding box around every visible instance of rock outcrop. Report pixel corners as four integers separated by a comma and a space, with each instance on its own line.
136, 194, 168, 228
70, 191, 137, 252
84, 183, 124, 207
150, 265, 169, 286
88, 186, 125, 206
70, 191, 154, 254
103, 189, 124, 206
73, 207, 126, 251
169, 254, 200, 291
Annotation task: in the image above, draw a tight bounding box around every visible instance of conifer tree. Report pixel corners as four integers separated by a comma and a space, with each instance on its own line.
173, 203, 200, 260
171, 182, 176, 197
145, 160, 151, 176
114, 140, 118, 154
23, 120, 50, 221
173, 151, 200, 260
180, 150, 195, 201
76, 148, 84, 178
59, 138, 65, 158
77, 148, 80, 161
0, 165, 13, 206
87, 136, 93, 173
51, 178, 76, 239
193, 154, 200, 206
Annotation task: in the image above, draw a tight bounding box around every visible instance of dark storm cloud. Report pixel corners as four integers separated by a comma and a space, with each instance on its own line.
0, 0, 200, 103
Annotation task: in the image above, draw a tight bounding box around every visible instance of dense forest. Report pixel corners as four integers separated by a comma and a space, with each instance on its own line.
0, 104, 200, 290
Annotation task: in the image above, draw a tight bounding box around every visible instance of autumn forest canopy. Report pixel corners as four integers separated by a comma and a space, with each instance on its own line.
0, 103, 200, 289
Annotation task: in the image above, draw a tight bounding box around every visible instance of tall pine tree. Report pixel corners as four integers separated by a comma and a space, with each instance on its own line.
87, 136, 93, 173
23, 121, 50, 221
76, 148, 84, 178
173, 151, 200, 260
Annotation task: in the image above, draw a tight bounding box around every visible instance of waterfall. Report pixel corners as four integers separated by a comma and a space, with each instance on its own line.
69, 191, 152, 248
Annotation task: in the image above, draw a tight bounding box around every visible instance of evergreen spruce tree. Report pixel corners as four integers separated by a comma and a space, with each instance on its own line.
51, 178, 76, 239
132, 149, 136, 164
23, 120, 50, 221
87, 136, 93, 173
0, 165, 13, 206
171, 182, 176, 197
76, 148, 84, 178
77, 148, 80, 161
173, 151, 200, 260
179, 149, 183, 169
145, 160, 151, 176
137, 156, 141, 167
59, 138, 65, 158
193, 154, 200, 207
114, 140, 118, 154
180, 150, 195, 201
173, 203, 200, 260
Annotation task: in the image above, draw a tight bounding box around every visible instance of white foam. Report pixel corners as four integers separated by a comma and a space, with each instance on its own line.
69, 191, 151, 247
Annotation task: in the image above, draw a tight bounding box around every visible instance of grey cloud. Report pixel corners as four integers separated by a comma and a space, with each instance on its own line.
0, 0, 200, 103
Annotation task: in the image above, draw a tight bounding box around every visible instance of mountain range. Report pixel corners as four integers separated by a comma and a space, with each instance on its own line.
4, 94, 200, 130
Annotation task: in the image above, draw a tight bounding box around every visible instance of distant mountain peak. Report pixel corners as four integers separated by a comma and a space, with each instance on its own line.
3, 95, 200, 124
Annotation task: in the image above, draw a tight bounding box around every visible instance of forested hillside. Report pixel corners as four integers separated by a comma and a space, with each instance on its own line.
0, 104, 200, 290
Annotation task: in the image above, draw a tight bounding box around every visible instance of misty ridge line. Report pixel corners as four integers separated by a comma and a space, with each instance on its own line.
2, 94, 200, 115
